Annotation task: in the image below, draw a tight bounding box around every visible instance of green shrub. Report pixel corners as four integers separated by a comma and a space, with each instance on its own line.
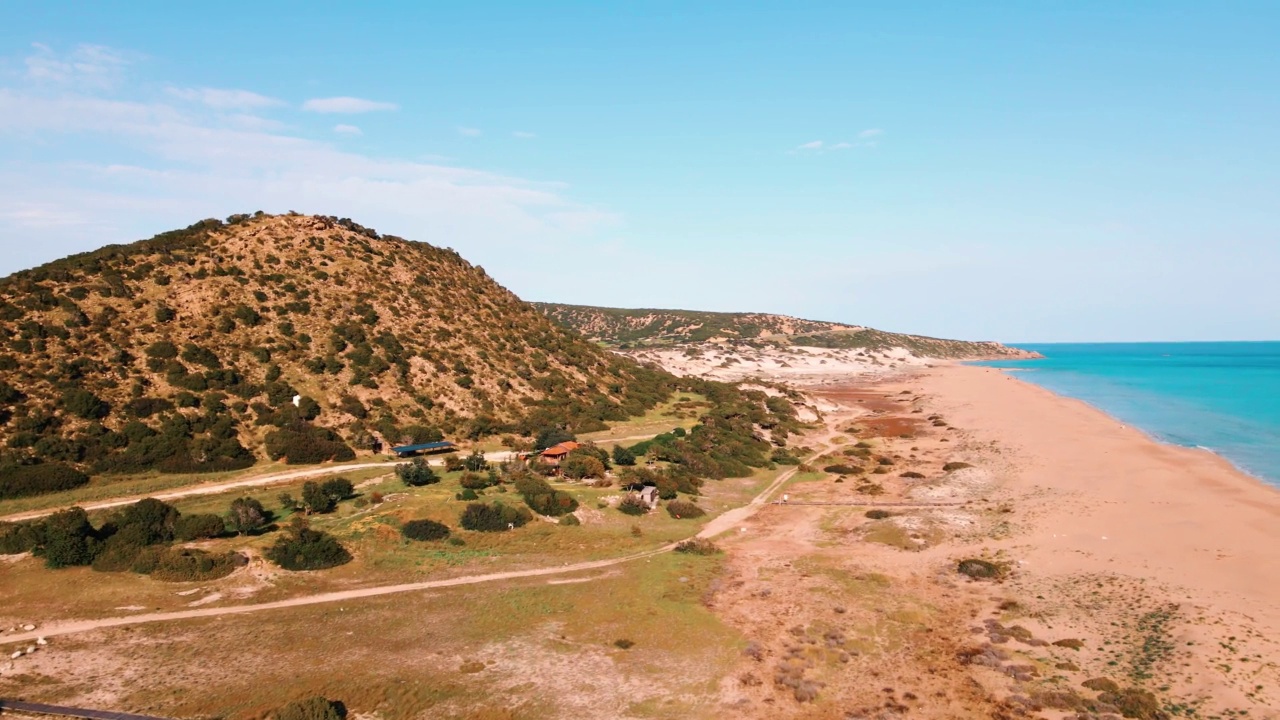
174, 513, 225, 541
665, 500, 705, 519
456, 488, 479, 501
402, 519, 451, 541
228, 496, 271, 535
822, 464, 861, 475
62, 389, 110, 419
0, 462, 90, 499
459, 471, 492, 489
513, 475, 578, 516
943, 462, 973, 472
462, 450, 489, 471
273, 696, 345, 720
617, 495, 648, 516
0, 521, 43, 554
900, 471, 925, 479
864, 509, 893, 520
611, 445, 636, 466
265, 519, 352, 571
37, 507, 99, 569
264, 425, 356, 465
558, 514, 580, 526
459, 502, 531, 532
674, 538, 720, 555
396, 458, 439, 487
561, 454, 605, 480
148, 547, 241, 582
957, 558, 1005, 580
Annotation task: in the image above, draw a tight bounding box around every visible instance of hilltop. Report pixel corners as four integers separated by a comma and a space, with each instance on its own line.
0, 214, 682, 483
535, 303, 1033, 359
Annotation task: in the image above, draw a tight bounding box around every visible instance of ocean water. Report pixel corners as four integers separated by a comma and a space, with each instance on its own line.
974, 342, 1280, 487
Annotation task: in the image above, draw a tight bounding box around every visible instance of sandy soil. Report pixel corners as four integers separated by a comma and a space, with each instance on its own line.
625, 344, 929, 383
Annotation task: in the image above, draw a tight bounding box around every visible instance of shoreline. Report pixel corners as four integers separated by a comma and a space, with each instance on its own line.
915, 363, 1280, 711
968, 361, 1280, 499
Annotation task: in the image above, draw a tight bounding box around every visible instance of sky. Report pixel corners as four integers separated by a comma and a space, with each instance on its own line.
0, 1, 1277, 343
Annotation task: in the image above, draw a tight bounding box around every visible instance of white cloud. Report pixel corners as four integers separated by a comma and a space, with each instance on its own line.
512, 131, 536, 139
168, 87, 282, 110
24, 43, 131, 89
0, 78, 614, 280
458, 126, 482, 137
333, 124, 362, 136
797, 140, 823, 150
858, 128, 884, 139
301, 96, 398, 114
831, 142, 853, 150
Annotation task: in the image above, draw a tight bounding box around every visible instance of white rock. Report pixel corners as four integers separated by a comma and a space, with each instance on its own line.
9, 651, 21, 660
26, 646, 35, 654
21, 624, 35, 631
36, 637, 48, 646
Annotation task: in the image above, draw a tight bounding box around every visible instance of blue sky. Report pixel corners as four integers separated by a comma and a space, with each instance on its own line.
1, 2, 1277, 343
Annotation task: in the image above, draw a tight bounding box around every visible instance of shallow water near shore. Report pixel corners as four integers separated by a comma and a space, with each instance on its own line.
975, 341, 1280, 487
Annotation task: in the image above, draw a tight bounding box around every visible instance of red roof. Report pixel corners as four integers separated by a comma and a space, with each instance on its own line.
541, 441, 580, 458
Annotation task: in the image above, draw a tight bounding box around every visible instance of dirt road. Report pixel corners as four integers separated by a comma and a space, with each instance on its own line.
1, 441, 827, 646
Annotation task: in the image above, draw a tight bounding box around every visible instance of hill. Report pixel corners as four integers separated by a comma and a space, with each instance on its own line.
534, 303, 1033, 359
0, 214, 686, 484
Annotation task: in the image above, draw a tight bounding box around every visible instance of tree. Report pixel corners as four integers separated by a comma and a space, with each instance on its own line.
301, 481, 336, 514
228, 497, 269, 535
265, 517, 352, 571
513, 476, 578, 516
459, 502, 532, 532
279, 492, 300, 512
561, 454, 605, 480
401, 519, 450, 541
274, 696, 345, 720
320, 477, 354, 502
396, 458, 439, 487
175, 513, 226, 540
611, 445, 637, 466
37, 507, 99, 569
462, 450, 489, 472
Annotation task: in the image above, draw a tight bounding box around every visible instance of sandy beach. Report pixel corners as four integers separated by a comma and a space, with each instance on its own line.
916, 363, 1280, 713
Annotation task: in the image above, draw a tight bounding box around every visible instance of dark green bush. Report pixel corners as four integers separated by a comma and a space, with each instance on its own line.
864, 509, 893, 520
264, 425, 356, 464
265, 519, 352, 570
943, 462, 973, 472
611, 445, 636, 466
62, 388, 110, 419
957, 558, 1005, 580
147, 547, 241, 581
0, 462, 90, 499
822, 464, 861, 475
396, 458, 439, 486
228, 496, 270, 535
174, 513, 225, 541
513, 475, 578, 516
0, 520, 43, 554
561, 454, 605, 480
274, 696, 345, 720
617, 494, 648, 516
674, 538, 720, 555
402, 519, 450, 541
459, 502, 531, 532
459, 471, 492, 490
665, 500, 705, 519
558, 513, 580, 526
36, 507, 99, 569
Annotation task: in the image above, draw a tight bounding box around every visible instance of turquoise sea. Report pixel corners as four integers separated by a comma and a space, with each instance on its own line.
975, 342, 1280, 488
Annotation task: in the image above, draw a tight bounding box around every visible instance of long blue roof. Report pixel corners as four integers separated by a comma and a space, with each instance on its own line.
390, 441, 455, 453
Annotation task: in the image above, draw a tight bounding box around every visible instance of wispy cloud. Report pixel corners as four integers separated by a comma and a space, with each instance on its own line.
0, 46, 614, 280
24, 43, 131, 89
793, 129, 884, 154
797, 140, 823, 150
301, 96, 398, 114
458, 126, 482, 137
168, 87, 282, 111
858, 128, 883, 139
512, 131, 536, 139
333, 124, 362, 135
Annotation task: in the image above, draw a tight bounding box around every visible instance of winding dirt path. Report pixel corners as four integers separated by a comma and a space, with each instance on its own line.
1, 438, 832, 646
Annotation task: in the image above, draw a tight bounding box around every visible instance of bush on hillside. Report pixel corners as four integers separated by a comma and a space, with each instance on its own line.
611, 445, 636, 466
396, 458, 439, 486
174, 513, 226, 541
0, 520, 43, 555
36, 507, 99, 569
401, 519, 450, 541
274, 696, 346, 720
228, 496, 271, 535
264, 425, 356, 465
0, 462, 90, 499
561, 454, 605, 480
957, 558, 1005, 580
143, 547, 241, 582
822, 464, 861, 475
459, 502, 531, 532
617, 494, 648, 516
265, 518, 352, 571
665, 500, 705, 519
513, 475, 578, 516
558, 513, 580, 526
943, 462, 973, 472
458, 471, 493, 490
674, 538, 720, 555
